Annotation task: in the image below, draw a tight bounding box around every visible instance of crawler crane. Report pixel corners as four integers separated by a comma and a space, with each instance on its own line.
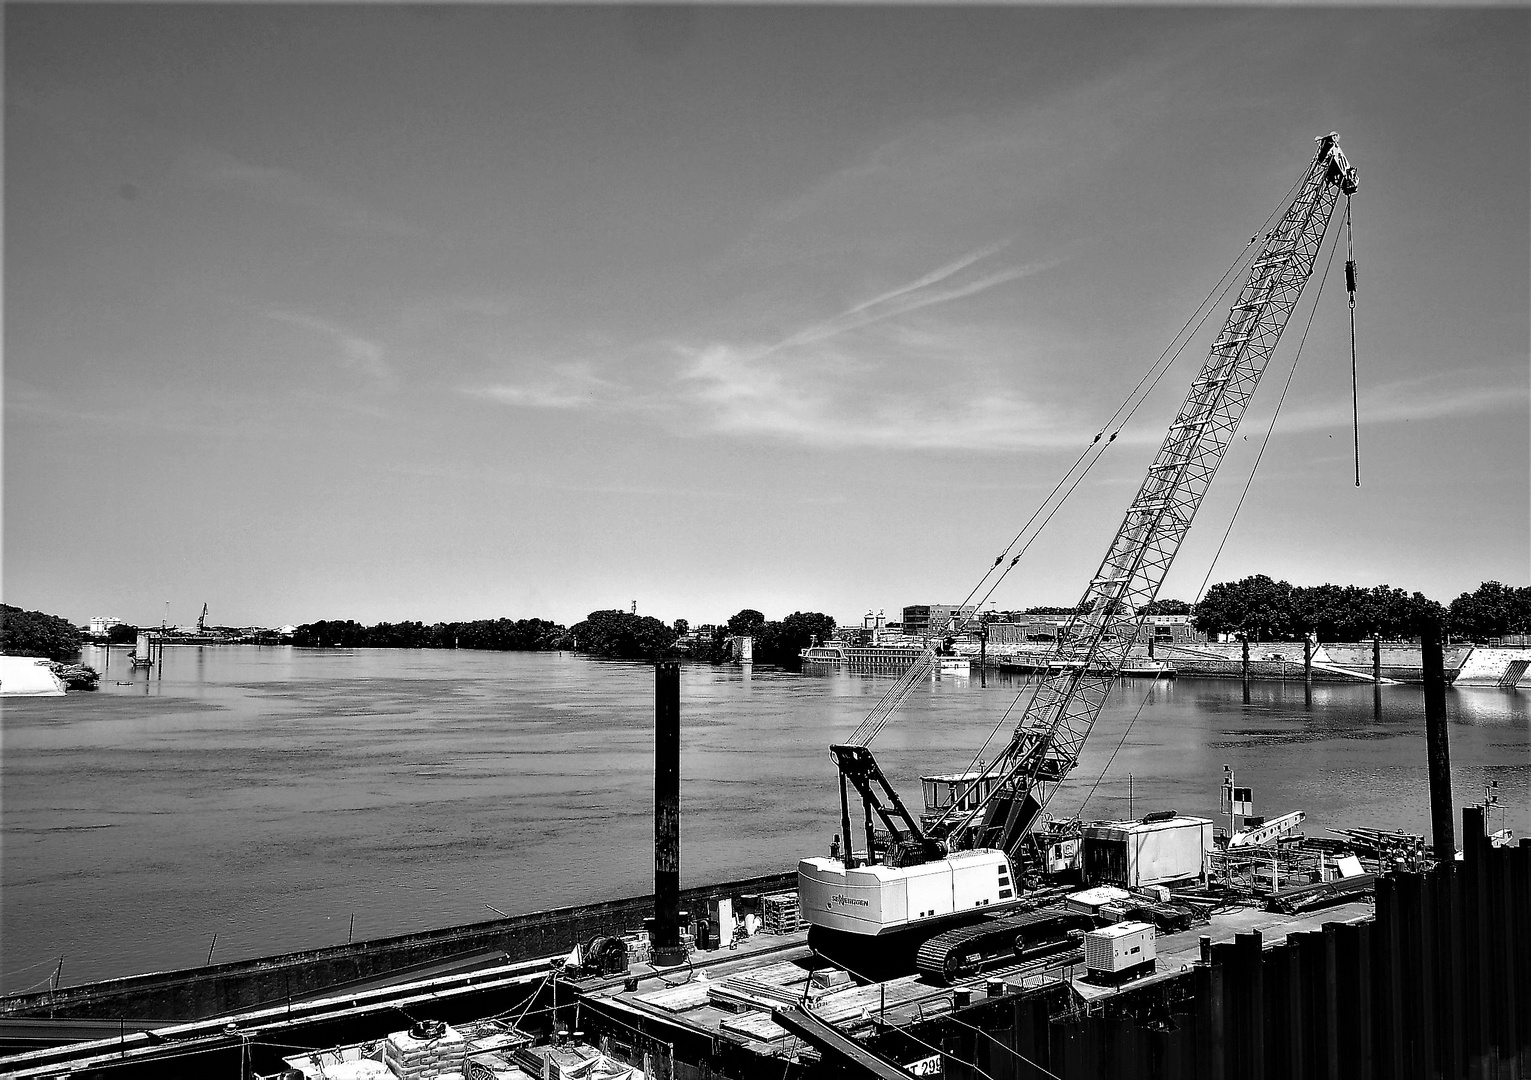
799, 134, 1359, 982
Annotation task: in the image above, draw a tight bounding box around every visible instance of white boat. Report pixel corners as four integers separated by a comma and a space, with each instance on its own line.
1119, 660, 1176, 679
800, 643, 957, 677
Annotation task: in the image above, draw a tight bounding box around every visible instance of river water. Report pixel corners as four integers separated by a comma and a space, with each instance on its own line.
2, 645, 1526, 992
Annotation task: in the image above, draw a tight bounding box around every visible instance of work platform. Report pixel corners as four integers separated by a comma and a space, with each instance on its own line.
575, 898, 1377, 1071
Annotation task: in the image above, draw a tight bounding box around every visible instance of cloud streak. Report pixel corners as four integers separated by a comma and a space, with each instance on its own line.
465, 363, 620, 410
841, 243, 1010, 317
766, 257, 1051, 357
1276, 376, 1527, 432
266, 310, 392, 382
178, 147, 420, 238
667, 246, 1074, 450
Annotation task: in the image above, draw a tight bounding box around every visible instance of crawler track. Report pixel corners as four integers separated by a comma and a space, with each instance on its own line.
915, 906, 1096, 985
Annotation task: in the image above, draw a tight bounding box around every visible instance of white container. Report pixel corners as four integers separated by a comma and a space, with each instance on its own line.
1082, 817, 1214, 888
1083, 920, 1157, 975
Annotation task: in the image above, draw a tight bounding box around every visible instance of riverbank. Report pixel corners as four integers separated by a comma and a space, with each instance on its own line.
965, 639, 1531, 685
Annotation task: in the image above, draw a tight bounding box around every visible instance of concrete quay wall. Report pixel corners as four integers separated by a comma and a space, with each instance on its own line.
0, 872, 796, 1023
1158, 642, 1530, 685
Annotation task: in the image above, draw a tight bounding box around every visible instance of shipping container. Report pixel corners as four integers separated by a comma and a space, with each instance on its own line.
1082, 816, 1213, 887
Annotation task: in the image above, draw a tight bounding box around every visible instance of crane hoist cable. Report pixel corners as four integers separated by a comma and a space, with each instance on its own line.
1346, 197, 1360, 487
1193, 204, 1346, 606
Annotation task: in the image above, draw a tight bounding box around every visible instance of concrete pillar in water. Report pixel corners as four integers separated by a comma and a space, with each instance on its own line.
1303, 635, 1313, 684
652, 662, 685, 966
1373, 636, 1382, 683
1422, 626, 1455, 866
1241, 635, 1251, 704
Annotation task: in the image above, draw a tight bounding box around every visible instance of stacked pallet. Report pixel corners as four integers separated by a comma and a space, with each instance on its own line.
761, 892, 801, 934
382, 1022, 468, 1079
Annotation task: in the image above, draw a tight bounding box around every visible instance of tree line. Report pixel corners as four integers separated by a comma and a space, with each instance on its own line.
292, 618, 568, 651
1190, 577, 1531, 642
568, 608, 837, 669
5, 578, 1525, 673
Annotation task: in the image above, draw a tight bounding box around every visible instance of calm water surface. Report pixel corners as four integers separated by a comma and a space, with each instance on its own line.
2, 645, 1526, 992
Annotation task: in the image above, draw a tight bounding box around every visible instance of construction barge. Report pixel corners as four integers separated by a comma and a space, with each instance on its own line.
1, 808, 1525, 1079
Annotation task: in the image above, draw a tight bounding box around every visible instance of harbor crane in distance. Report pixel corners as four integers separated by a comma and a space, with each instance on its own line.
197, 604, 208, 634
800, 133, 1359, 983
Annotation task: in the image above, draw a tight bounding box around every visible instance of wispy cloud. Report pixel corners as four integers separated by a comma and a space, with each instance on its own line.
266, 310, 392, 382
765, 255, 1053, 357
465, 362, 620, 410
841, 243, 1009, 317
178, 147, 420, 238
1095, 369, 1526, 452
669, 247, 1075, 450
1274, 374, 1527, 432
674, 337, 1071, 451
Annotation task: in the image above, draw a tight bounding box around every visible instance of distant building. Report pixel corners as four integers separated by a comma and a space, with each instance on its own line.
982, 613, 1205, 646
1139, 614, 1204, 645
88, 616, 123, 636
986, 620, 1068, 644
902, 604, 978, 636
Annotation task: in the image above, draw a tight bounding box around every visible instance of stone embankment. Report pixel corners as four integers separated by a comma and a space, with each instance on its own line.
968, 640, 1530, 685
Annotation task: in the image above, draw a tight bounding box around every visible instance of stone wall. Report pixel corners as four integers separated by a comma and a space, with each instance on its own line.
0, 872, 796, 1022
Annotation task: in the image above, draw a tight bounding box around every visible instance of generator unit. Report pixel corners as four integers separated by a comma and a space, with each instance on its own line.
1083, 920, 1156, 984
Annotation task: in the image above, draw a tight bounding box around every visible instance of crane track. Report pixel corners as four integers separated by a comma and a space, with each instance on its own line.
915, 906, 1096, 985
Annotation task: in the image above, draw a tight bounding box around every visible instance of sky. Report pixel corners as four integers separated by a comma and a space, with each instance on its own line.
5, 5, 1528, 631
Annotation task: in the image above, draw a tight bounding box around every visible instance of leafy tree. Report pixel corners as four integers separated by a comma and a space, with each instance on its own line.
1192, 575, 1294, 640
570, 610, 679, 660
753, 611, 837, 670
1448, 581, 1531, 641
1140, 599, 1191, 616
107, 623, 140, 645
673, 619, 690, 636
0, 604, 85, 662
726, 609, 765, 636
